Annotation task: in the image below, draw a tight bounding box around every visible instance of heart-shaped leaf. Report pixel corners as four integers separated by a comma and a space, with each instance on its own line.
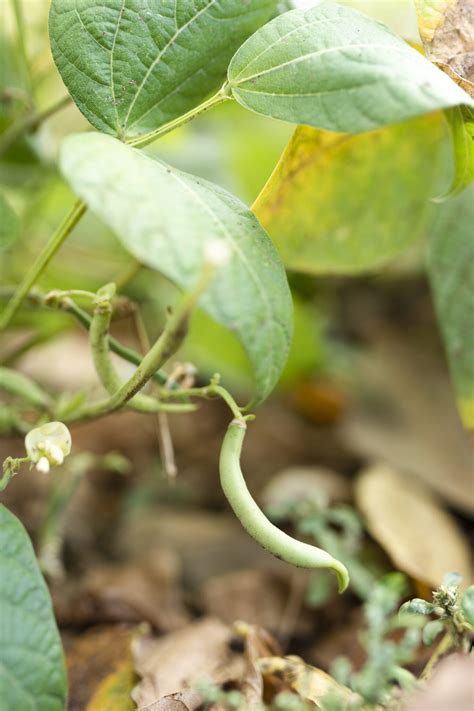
228, 1, 473, 133
49, 0, 277, 138
0, 504, 67, 711
60, 133, 292, 405
254, 113, 445, 273
427, 184, 474, 430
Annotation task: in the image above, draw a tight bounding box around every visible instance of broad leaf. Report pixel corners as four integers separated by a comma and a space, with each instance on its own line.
60, 133, 292, 405
438, 106, 474, 200
228, 1, 473, 134
0, 192, 20, 251
414, 0, 474, 98
254, 113, 445, 274
49, 0, 277, 138
0, 505, 67, 711
427, 185, 474, 430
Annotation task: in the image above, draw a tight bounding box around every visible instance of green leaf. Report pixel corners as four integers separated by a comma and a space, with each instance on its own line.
400, 598, 434, 616
461, 586, 474, 628
0, 192, 20, 252
60, 133, 292, 405
0, 505, 67, 711
437, 107, 474, 200
228, 1, 473, 134
49, 0, 277, 139
422, 619, 445, 646
427, 185, 474, 429
254, 113, 445, 274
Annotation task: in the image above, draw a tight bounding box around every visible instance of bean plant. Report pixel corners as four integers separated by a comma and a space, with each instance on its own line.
0, 1, 473, 708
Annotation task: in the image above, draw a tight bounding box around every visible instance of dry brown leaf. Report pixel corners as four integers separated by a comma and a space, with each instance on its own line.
355, 464, 472, 589
64, 625, 137, 711
401, 653, 474, 710
86, 657, 137, 711
201, 569, 311, 634
342, 337, 474, 514
415, 0, 474, 96
261, 467, 352, 510
131, 618, 282, 711
53, 550, 189, 631
131, 618, 240, 710
258, 655, 358, 709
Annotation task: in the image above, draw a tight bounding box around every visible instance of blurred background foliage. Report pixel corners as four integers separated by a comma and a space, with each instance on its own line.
1, 0, 433, 401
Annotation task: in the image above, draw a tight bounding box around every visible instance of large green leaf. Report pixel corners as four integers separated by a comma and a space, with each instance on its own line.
0, 505, 67, 711
228, 1, 473, 133
49, 0, 277, 138
427, 185, 474, 430
254, 113, 446, 274
60, 133, 292, 405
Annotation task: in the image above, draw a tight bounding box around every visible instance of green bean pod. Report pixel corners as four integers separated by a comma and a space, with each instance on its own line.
219, 419, 349, 593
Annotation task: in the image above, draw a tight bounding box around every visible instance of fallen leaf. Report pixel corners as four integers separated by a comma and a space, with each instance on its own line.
131, 618, 240, 710
86, 657, 137, 711
64, 625, 137, 711
401, 653, 474, 709
258, 655, 358, 708
355, 464, 472, 589
53, 551, 189, 631
342, 335, 474, 514
414, 0, 474, 96
261, 467, 352, 510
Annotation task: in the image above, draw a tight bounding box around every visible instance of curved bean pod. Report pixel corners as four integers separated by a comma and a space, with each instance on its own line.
219, 419, 349, 593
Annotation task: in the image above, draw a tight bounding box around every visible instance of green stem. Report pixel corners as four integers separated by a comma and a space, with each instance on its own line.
0, 199, 86, 330
128, 83, 232, 150
421, 632, 455, 681
0, 94, 71, 158
0, 366, 52, 410
161, 380, 245, 421
219, 419, 350, 593
67, 268, 212, 422
11, 0, 33, 98
89, 284, 176, 414
0, 288, 171, 386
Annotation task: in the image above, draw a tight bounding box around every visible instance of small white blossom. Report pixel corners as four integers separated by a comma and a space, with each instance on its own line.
25, 422, 71, 473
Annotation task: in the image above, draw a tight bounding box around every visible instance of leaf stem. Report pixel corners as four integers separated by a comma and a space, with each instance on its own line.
0, 94, 71, 158
66, 266, 213, 422
0, 199, 86, 330
421, 631, 455, 681
88, 283, 179, 414
128, 83, 232, 150
219, 419, 350, 592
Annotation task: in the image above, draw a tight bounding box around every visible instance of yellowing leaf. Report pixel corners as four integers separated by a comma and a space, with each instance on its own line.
355, 464, 472, 589
258, 655, 359, 708
253, 114, 445, 274
86, 658, 136, 711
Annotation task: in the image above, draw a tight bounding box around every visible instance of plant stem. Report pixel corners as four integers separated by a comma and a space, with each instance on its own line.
128, 83, 232, 149
0, 199, 86, 330
161, 380, 245, 421
0, 288, 171, 386
67, 267, 213, 422
219, 419, 350, 593
0, 94, 71, 158
421, 632, 455, 681
11, 0, 33, 98
89, 284, 176, 414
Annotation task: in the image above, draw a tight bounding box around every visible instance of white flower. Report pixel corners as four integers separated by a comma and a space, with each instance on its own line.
25, 422, 72, 474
